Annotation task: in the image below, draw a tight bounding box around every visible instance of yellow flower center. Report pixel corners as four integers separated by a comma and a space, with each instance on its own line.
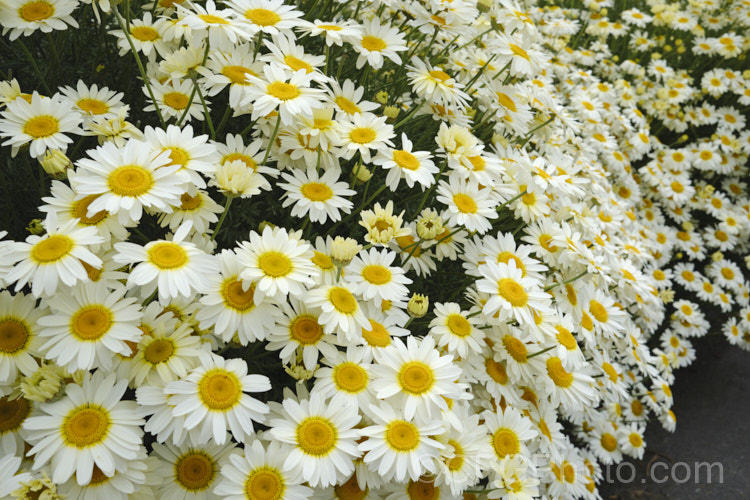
267, 81, 300, 101
222, 280, 256, 311
258, 251, 292, 278
397, 361, 434, 395
296, 417, 337, 456
466, 155, 485, 171
629, 433, 643, 448
198, 13, 228, 24
333, 362, 368, 393
77, 98, 108, 115
589, 300, 608, 323
453, 193, 478, 214
361, 35, 386, 51
318, 24, 342, 31
428, 70, 451, 82
31, 234, 73, 264
509, 43, 530, 60
555, 326, 577, 350
492, 428, 520, 458
222, 65, 255, 85
329, 287, 357, 314
496, 252, 525, 275
163, 92, 190, 110
602, 362, 618, 382
0, 318, 29, 354
179, 192, 202, 210
0, 396, 30, 432
361, 264, 391, 285
24, 115, 59, 138
485, 358, 508, 384
446, 314, 471, 337
131, 26, 160, 41
446, 439, 464, 471
362, 319, 391, 347
63, 406, 110, 447
245, 8, 280, 26
496, 92, 517, 112
335, 96, 360, 114
71, 306, 113, 341
73, 195, 108, 225
311, 251, 333, 270
284, 55, 313, 73
392, 150, 420, 171
407, 478, 439, 499
333, 474, 367, 500
198, 369, 242, 411
300, 182, 333, 202
385, 420, 419, 451
165, 147, 190, 167
350, 127, 376, 144
498, 278, 528, 307
502, 335, 528, 363
245, 467, 285, 500
546, 357, 574, 388
144, 338, 174, 364
600, 433, 617, 452
19, 1, 54, 21
148, 242, 188, 269
176, 451, 216, 491
289, 315, 324, 345
223, 152, 257, 170
108, 165, 154, 197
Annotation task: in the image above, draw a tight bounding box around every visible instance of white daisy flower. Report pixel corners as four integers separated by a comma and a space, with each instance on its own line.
481, 407, 537, 461
0, 91, 82, 158
36, 282, 142, 372
165, 351, 270, 445
371, 335, 466, 420
354, 18, 407, 70
428, 302, 484, 358
196, 249, 279, 344
214, 439, 313, 500
312, 346, 375, 410
0, 455, 33, 497
129, 319, 202, 387
476, 261, 550, 325
436, 176, 498, 234
358, 401, 445, 483
0, 290, 45, 385
304, 19, 363, 47
280, 167, 355, 224
114, 222, 218, 303
236, 225, 317, 303
4, 213, 103, 297
72, 138, 187, 224
225, 0, 305, 36
59, 81, 125, 122
23, 371, 144, 485
338, 111, 395, 162
265, 297, 337, 371
142, 124, 220, 190
109, 12, 171, 58
269, 392, 361, 487
243, 65, 324, 125
305, 283, 370, 342
373, 133, 438, 192
0, 0, 78, 40
151, 440, 238, 499
344, 247, 412, 302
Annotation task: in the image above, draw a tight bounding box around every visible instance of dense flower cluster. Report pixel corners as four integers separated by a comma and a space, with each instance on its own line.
0, 0, 747, 498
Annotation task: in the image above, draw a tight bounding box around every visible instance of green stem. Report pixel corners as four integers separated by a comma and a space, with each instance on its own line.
16, 40, 51, 94
211, 196, 233, 241
261, 114, 282, 166
401, 238, 423, 267
528, 345, 555, 358
414, 160, 448, 216
544, 270, 588, 292
192, 76, 215, 138
114, 7, 165, 127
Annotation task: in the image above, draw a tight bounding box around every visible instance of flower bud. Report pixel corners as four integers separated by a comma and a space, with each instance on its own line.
383, 105, 400, 119
39, 149, 72, 179
331, 236, 362, 267
407, 293, 429, 318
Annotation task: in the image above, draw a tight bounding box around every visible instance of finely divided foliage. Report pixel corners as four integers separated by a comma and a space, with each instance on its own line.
0, 0, 748, 498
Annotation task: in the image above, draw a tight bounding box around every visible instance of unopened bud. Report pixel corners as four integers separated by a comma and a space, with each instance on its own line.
711, 251, 724, 262
383, 105, 400, 119
477, 0, 492, 13
659, 289, 675, 304
39, 149, 72, 179
331, 236, 362, 267
375, 91, 388, 105
26, 219, 44, 235
408, 293, 429, 318
416, 208, 444, 240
